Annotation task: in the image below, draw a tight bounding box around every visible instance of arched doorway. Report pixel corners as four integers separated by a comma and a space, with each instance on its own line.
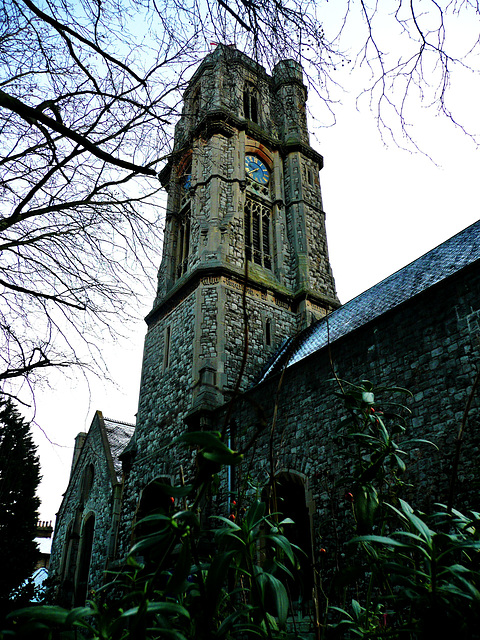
135, 477, 173, 540
270, 473, 314, 609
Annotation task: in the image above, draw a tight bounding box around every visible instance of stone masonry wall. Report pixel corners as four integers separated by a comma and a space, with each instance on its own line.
223, 285, 298, 391
219, 262, 480, 572
50, 420, 114, 599
119, 293, 197, 551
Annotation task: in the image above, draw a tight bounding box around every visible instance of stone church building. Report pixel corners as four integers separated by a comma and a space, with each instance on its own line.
49, 45, 480, 617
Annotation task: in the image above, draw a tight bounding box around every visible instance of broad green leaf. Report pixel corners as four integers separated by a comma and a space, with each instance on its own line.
161, 484, 194, 497
454, 575, 480, 599
350, 534, 409, 548
329, 605, 354, 622
393, 454, 406, 473
121, 602, 189, 618
205, 550, 236, 612
354, 485, 378, 532
146, 602, 190, 617
135, 513, 172, 527
351, 599, 363, 620
165, 539, 193, 594
211, 515, 242, 531
260, 573, 289, 626
7, 605, 71, 624
273, 560, 295, 580
264, 534, 295, 565
65, 607, 95, 626
149, 631, 188, 640
202, 449, 243, 465
173, 510, 200, 528
441, 563, 472, 576
129, 532, 173, 556
399, 500, 433, 543
403, 438, 438, 449
216, 608, 258, 637
245, 500, 266, 529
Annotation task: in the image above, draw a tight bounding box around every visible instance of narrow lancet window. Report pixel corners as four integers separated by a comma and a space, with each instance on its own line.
163, 326, 171, 370
174, 204, 191, 279
243, 82, 258, 123
265, 319, 272, 346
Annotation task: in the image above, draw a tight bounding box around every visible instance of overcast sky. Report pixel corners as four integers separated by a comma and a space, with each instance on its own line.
28, 24, 480, 524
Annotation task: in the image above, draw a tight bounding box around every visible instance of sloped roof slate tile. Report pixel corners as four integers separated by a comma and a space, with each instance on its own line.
104, 418, 135, 480
259, 220, 480, 381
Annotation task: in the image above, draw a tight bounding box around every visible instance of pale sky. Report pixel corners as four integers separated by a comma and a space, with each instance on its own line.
27, 28, 480, 525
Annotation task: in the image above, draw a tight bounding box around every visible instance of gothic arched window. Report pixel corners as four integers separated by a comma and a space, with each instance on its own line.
244, 152, 273, 270
244, 198, 272, 269
268, 473, 314, 607
191, 87, 201, 121
243, 82, 258, 123
75, 514, 95, 605
79, 464, 94, 504
174, 204, 191, 279
174, 161, 192, 281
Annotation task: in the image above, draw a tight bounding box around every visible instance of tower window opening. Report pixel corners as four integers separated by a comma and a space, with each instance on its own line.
244, 197, 272, 269
163, 326, 171, 370
243, 83, 258, 124
191, 87, 201, 120
174, 205, 191, 280
265, 319, 272, 346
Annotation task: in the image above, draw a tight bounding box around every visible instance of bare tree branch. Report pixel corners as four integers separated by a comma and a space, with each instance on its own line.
0, 89, 157, 176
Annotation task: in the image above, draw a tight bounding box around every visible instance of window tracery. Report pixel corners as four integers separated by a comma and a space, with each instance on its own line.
244, 197, 272, 269
173, 161, 192, 281
244, 154, 273, 270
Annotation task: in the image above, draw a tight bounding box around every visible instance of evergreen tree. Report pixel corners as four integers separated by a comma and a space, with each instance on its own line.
0, 397, 41, 614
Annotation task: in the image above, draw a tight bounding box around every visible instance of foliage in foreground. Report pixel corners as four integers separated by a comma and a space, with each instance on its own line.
4, 430, 300, 639
0, 398, 41, 617
3, 380, 480, 638
326, 380, 480, 639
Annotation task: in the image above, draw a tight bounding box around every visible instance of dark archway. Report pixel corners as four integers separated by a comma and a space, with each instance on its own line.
74, 514, 95, 605
135, 477, 173, 540
272, 473, 314, 608
58, 520, 78, 606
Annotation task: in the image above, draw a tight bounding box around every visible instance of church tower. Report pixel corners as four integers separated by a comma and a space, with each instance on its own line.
124, 46, 338, 507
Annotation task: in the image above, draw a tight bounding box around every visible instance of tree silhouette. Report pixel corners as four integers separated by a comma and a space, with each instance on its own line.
2, 0, 480, 399
0, 397, 41, 615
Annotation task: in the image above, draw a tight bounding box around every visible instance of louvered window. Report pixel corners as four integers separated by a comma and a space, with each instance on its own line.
244, 197, 272, 269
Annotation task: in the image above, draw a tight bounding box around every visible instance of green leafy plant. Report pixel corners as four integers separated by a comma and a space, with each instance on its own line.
5, 380, 480, 640
4, 430, 300, 640
328, 381, 480, 639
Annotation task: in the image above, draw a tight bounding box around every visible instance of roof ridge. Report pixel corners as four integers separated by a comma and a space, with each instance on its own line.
257, 219, 480, 382
104, 417, 136, 428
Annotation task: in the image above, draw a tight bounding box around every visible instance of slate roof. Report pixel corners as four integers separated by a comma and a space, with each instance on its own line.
104, 418, 135, 481
259, 220, 480, 382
